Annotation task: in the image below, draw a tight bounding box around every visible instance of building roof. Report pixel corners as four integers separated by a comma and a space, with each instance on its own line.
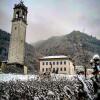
40, 55, 68, 60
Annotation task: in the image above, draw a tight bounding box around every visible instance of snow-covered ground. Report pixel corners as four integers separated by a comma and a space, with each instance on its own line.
0, 73, 91, 82
0, 73, 78, 82
0, 74, 38, 82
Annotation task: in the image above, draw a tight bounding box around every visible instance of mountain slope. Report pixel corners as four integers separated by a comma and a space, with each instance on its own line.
0, 29, 10, 62
33, 31, 100, 66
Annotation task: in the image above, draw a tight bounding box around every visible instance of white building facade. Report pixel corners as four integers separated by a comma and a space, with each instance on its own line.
39, 55, 75, 75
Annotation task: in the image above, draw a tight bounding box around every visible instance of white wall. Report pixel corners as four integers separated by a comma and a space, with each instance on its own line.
40, 59, 75, 75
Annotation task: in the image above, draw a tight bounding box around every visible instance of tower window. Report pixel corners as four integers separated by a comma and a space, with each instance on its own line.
16, 14, 18, 18
64, 67, 66, 71
23, 15, 25, 19
22, 12, 26, 19
16, 11, 20, 18
21, 40, 23, 42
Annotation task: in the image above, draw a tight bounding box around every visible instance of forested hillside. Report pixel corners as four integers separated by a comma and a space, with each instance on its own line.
0, 29, 100, 72
33, 31, 100, 67
0, 29, 39, 73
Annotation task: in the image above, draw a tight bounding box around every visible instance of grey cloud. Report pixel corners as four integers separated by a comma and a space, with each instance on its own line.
0, 0, 100, 43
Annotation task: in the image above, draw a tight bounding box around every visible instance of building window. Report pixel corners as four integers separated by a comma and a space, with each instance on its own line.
60, 61, 62, 65
52, 68, 55, 73
57, 62, 59, 65
64, 61, 66, 65
53, 62, 55, 65
46, 62, 48, 65
49, 62, 51, 65
42, 68, 44, 72
46, 68, 48, 71
57, 68, 59, 72
42, 62, 45, 65
60, 68, 62, 71
69, 62, 70, 66
64, 67, 66, 71
49, 68, 51, 71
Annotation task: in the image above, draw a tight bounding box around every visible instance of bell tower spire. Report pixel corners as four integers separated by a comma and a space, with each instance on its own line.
20, 0, 23, 2
12, 0, 28, 24
8, 1, 28, 72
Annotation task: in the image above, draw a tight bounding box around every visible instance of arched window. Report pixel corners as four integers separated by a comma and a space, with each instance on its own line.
22, 12, 26, 19
16, 11, 20, 18
23, 15, 25, 19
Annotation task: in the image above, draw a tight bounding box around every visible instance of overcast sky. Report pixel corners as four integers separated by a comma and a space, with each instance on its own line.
0, 0, 100, 43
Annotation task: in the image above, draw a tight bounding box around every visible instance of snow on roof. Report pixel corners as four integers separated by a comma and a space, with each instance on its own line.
40, 55, 68, 60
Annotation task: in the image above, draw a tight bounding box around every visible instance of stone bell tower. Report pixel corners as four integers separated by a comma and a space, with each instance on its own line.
8, 1, 28, 68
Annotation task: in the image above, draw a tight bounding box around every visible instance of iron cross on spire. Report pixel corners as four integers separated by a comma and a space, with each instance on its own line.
20, 0, 24, 3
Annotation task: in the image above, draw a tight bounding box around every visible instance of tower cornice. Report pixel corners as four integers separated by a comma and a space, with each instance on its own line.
12, 18, 27, 25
